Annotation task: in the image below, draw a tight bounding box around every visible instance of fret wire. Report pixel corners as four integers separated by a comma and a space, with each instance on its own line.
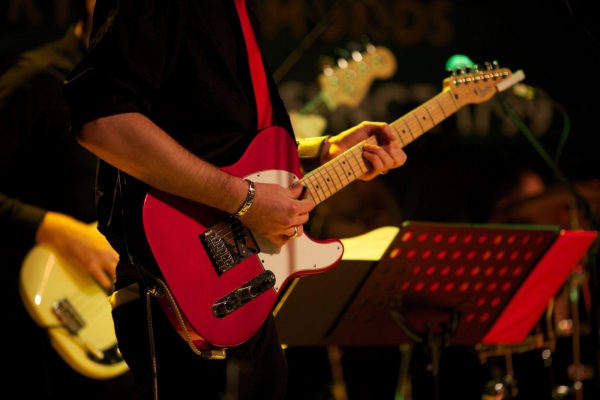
333, 162, 344, 190
350, 146, 368, 176
315, 168, 334, 198
412, 112, 425, 135
434, 97, 448, 119
445, 89, 460, 110
390, 123, 405, 146
423, 103, 436, 125
323, 166, 340, 191
402, 119, 416, 143
409, 113, 424, 137
415, 107, 434, 132
391, 121, 411, 145
438, 91, 459, 116
304, 174, 324, 204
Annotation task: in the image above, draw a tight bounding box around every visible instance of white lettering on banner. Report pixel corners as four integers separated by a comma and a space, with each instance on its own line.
260, 0, 454, 46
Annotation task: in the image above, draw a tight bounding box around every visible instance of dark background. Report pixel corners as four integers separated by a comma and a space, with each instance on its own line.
257, 0, 600, 227
2, 1, 598, 399
2, 0, 598, 223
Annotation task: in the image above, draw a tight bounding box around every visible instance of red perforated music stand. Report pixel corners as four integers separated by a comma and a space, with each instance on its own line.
274, 221, 597, 347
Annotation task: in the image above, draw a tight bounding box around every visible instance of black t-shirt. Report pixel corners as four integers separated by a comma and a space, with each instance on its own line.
64, 0, 293, 284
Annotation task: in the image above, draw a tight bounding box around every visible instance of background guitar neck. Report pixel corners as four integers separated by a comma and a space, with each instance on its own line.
301, 45, 398, 117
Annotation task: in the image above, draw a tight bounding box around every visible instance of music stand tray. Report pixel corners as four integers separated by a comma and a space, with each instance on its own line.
273, 221, 597, 347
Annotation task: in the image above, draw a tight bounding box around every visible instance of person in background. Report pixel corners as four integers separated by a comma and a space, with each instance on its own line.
0, 0, 148, 398
63, 1, 407, 399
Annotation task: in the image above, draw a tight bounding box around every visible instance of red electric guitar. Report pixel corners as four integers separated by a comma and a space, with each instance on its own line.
142, 63, 526, 353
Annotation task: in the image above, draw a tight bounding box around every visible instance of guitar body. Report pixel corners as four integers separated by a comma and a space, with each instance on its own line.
142, 126, 344, 349
19, 241, 129, 380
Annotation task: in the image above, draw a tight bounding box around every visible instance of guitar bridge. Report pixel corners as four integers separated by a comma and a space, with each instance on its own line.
200, 217, 259, 275
212, 271, 276, 318
53, 298, 125, 365
53, 298, 85, 333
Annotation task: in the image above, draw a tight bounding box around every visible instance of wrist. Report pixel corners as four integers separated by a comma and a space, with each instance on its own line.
297, 135, 331, 172
234, 179, 255, 218
36, 212, 69, 249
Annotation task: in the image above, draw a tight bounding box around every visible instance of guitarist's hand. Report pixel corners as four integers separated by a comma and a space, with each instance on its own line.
35, 212, 118, 290
238, 181, 313, 247
324, 121, 407, 180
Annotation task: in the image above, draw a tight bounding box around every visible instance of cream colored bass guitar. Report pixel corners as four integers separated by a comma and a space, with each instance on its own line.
19, 240, 129, 380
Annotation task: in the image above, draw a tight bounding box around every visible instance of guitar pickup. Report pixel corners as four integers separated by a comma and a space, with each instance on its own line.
200, 217, 259, 275
212, 271, 276, 318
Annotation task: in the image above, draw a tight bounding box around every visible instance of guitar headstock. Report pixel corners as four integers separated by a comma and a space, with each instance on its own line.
318, 45, 397, 109
443, 61, 525, 106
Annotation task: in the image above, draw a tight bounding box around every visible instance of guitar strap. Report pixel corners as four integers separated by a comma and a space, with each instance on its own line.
234, 0, 273, 130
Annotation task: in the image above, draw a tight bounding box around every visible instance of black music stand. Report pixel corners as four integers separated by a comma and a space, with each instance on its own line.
273, 221, 597, 397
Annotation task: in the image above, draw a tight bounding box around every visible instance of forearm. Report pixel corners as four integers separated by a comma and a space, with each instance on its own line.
0, 192, 47, 244
77, 112, 249, 214
35, 212, 82, 249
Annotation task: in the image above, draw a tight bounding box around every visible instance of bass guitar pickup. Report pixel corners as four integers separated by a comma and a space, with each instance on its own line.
212, 271, 276, 318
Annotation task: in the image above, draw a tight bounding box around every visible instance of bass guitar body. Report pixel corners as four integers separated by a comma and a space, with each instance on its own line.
19, 240, 129, 380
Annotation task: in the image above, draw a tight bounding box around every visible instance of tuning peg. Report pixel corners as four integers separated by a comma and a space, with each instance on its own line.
484, 62, 492, 70
472, 64, 480, 73
334, 47, 350, 59
333, 48, 350, 69
345, 41, 362, 52
447, 68, 457, 77
318, 55, 335, 76
318, 55, 334, 70
345, 41, 364, 62
360, 35, 376, 54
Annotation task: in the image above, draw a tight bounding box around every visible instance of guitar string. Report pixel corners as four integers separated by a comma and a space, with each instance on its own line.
61, 286, 112, 326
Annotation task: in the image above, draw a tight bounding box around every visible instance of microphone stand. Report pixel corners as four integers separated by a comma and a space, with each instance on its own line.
501, 99, 600, 398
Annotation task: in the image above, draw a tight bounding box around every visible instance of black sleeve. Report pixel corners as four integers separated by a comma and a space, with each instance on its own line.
64, 0, 183, 132
0, 192, 46, 245
0, 59, 47, 245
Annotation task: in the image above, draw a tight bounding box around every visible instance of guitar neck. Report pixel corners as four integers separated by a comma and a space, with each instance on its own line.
300, 89, 459, 206
299, 92, 335, 117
